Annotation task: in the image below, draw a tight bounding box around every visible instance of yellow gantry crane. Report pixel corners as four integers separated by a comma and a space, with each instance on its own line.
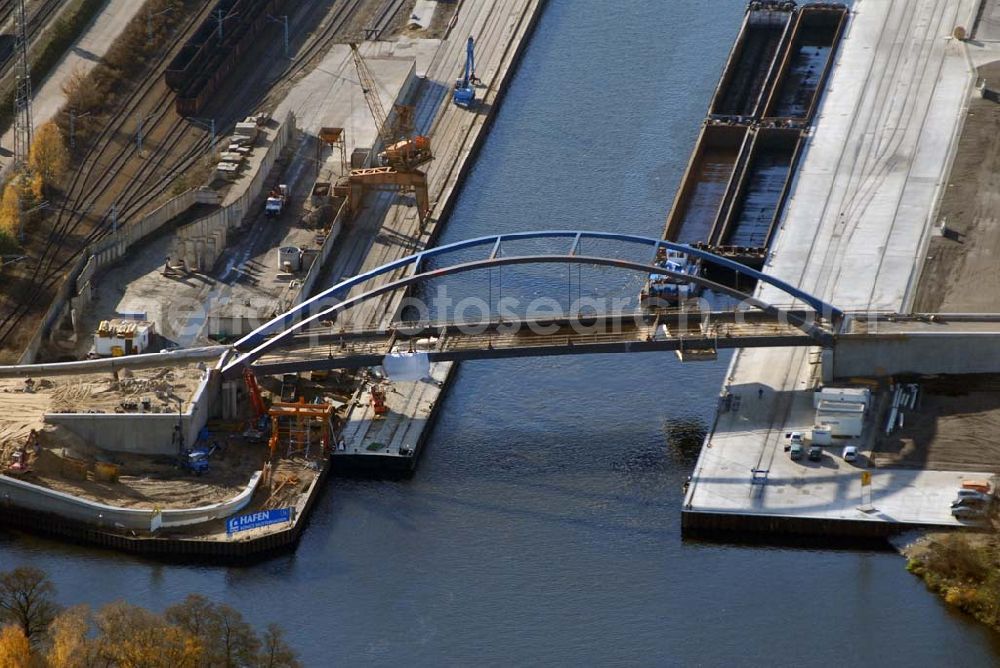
344, 44, 431, 222
350, 43, 432, 170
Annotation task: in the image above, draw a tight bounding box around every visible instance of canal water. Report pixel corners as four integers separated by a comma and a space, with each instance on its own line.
3, 1, 1000, 665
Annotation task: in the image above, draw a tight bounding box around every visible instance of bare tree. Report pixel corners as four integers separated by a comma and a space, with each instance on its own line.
167, 594, 260, 667
257, 624, 300, 668
0, 566, 60, 642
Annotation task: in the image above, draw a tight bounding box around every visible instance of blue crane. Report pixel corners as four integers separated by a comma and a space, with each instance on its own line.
453, 36, 479, 108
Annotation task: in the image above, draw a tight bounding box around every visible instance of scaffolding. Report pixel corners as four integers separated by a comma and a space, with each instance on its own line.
267, 399, 335, 460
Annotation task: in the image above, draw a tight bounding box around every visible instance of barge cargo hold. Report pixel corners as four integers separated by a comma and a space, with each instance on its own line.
711, 127, 802, 252
664, 124, 748, 245
708, 1, 796, 119
762, 3, 848, 121
659, 1, 848, 275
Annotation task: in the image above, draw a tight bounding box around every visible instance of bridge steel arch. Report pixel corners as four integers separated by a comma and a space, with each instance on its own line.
235, 231, 841, 350
224, 247, 840, 377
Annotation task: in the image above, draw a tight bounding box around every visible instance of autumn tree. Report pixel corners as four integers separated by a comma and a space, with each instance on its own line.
0, 625, 32, 667
0, 181, 20, 242
94, 601, 201, 668
0, 229, 17, 255
61, 66, 104, 117
45, 605, 101, 668
166, 594, 259, 667
0, 567, 300, 667
0, 566, 60, 642
29, 121, 70, 191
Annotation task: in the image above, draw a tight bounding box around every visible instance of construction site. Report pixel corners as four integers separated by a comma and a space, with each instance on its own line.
0, 0, 545, 557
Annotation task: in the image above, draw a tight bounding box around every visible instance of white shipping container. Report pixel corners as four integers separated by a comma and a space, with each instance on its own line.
816, 400, 865, 437
813, 386, 871, 409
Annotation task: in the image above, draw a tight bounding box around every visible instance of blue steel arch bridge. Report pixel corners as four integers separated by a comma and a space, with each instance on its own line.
220, 231, 846, 379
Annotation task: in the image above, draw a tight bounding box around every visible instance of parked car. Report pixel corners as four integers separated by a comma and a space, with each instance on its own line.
955, 489, 992, 503
808, 445, 823, 462
952, 496, 989, 509
952, 505, 988, 520
842, 445, 858, 462
790, 442, 803, 460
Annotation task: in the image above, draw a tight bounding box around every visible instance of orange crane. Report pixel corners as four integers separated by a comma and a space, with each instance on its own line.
346, 167, 429, 221
350, 44, 431, 170
267, 399, 336, 458
244, 367, 267, 420
345, 44, 432, 223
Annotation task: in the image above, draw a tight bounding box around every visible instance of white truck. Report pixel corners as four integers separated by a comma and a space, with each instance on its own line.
265, 184, 289, 217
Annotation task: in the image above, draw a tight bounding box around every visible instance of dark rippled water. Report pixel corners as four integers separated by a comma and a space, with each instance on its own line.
2, 1, 999, 665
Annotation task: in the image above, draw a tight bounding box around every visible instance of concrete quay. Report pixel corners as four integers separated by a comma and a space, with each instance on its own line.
316, 0, 546, 472
684, 0, 989, 537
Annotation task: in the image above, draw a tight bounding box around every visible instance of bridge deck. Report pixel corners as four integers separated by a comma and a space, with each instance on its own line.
250, 315, 815, 374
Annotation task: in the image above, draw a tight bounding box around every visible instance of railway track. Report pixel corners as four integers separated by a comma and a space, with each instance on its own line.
0, 0, 220, 348
0, 0, 369, 351
365, 0, 406, 40
282, 0, 365, 82
0, 0, 68, 71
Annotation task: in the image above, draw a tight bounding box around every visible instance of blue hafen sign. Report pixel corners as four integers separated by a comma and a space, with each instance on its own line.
226, 508, 292, 535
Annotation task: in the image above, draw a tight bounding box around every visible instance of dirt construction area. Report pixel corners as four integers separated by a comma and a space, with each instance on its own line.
872, 375, 1000, 472
0, 364, 267, 509
914, 60, 1000, 312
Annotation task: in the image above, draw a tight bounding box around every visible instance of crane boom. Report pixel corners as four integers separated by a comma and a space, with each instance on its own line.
350, 43, 395, 147
349, 43, 432, 170
463, 36, 476, 86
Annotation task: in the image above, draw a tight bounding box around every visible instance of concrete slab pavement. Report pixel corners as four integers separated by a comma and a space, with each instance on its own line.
686, 0, 989, 533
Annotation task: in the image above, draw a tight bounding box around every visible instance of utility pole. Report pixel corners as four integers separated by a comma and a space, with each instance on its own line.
267, 14, 289, 57
136, 113, 154, 155
190, 117, 216, 154
214, 9, 238, 41
12, 0, 33, 169
18, 201, 48, 243
147, 6, 172, 43
64, 110, 92, 150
